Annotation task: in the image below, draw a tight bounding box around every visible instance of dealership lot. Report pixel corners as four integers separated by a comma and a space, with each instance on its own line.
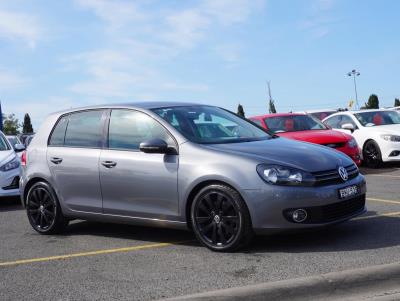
1, 164, 400, 301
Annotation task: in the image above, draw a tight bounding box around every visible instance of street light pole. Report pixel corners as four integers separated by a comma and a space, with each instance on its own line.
347, 69, 360, 110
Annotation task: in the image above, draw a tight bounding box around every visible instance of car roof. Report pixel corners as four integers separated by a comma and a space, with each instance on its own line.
50, 101, 207, 116
250, 113, 306, 119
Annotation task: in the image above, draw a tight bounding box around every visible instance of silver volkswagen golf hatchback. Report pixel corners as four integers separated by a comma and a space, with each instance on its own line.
20, 102, 366, 251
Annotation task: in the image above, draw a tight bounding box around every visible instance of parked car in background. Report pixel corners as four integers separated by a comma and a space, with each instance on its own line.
19, 133, 35, 147
0, 131, 21, 197
323, 109, 400, 167
296, 109, 337, 121
6, 135, 25, 154
20, 103, 366, 252
250, 113, 361, 165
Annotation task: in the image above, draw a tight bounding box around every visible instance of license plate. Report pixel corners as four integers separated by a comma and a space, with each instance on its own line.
338, 185, 359, 199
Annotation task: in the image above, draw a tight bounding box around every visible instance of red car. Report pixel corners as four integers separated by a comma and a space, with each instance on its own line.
250, 113, 362, 165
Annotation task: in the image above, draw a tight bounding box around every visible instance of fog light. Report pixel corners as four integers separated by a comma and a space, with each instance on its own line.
389, 151, 400, 157
292, 209, 307, 223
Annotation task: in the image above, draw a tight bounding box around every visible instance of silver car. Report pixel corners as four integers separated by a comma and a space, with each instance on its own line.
20, 103, 366, 252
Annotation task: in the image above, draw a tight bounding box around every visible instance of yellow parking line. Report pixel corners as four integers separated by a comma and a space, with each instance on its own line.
0, 241, 187, 267
354, 211, 400, 221
367, 198, 400, 205
366, 174, 400, 179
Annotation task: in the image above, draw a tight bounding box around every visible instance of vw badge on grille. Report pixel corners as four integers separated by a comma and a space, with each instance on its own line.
338, 166, 348, 181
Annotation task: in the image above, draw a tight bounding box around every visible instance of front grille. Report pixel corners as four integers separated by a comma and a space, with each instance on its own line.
323, 142, 346, 149
312, 164, 359, 186
2, 176, 20, 190
283, 194, 365, 224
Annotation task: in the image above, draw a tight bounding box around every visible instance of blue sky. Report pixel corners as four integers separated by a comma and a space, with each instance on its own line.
0, 0, 399, 128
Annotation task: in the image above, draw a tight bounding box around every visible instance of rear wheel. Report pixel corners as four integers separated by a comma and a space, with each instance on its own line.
363, 140, 382, 168
191, 184, 253, 252
26, 182, 68, 234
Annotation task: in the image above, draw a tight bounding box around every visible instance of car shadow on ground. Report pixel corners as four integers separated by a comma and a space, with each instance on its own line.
57, 209, 400, 254
360, 162, 400, 175
0, 197, 23, 212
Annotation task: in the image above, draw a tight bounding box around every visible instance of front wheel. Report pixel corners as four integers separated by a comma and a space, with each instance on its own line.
190, 184, 253, 252
26, 182, 68, 234
363, 140, 382, 168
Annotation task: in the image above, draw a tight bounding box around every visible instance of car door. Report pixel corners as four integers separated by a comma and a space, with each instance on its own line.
99, 109, 179, 219
47, 110, 106, 213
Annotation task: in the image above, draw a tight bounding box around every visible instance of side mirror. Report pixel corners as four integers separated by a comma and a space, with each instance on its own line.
341, 123, 355, 132
139, 138, 169, 154
14, 143, 26, 152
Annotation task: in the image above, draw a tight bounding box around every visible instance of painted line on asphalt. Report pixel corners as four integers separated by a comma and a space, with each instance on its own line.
366, 174, 400, 179
354, 211, 400, 221
0, 241, 190, 267
367, 198, 400, 205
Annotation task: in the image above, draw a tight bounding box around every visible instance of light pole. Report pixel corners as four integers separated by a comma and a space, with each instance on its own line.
347, 69, 360, 109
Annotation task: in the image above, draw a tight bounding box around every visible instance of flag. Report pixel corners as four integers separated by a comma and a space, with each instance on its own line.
0, 101, 3, 132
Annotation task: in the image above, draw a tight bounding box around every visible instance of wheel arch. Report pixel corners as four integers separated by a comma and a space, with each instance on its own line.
184, 180, 251, 229
23, 177, 50, 206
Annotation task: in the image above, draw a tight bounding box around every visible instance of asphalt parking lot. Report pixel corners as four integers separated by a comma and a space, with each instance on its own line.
1, 164, 400, 301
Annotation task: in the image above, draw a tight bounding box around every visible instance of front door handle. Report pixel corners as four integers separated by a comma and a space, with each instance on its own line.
50, 157, 63, 164
101, 161, 117, 168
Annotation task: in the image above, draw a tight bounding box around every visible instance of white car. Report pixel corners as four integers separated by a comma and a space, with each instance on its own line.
0, 131, 22, 197
295, 109, 337, 121
323, 109, 400, 167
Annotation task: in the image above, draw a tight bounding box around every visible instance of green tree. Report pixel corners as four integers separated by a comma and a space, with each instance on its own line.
237, 103, 245, 117
363, 94, 379, 109
395, 98, 400, 107
22, 113, 34, 133
3, 114, 20, 135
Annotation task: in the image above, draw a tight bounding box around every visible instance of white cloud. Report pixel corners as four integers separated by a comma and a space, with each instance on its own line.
0, 69, 27, 90
300, 0, 336, 38
215, 43, 242, 63
0, 10, 42, 48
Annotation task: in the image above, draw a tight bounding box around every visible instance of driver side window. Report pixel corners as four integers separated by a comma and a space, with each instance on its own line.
108, 110, 175, 151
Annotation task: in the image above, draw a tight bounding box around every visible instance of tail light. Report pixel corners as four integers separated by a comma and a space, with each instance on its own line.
21, 151, 27, 167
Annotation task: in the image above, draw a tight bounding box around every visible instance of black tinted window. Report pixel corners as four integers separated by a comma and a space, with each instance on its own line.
49, 116, 69, 146
64, 110, 104, 148
108, 110, 173, 150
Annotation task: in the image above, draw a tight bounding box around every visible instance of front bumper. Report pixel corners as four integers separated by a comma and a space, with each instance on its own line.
0, 167, 21, 197
242, 174, 366, 234
380, 140, 400, 162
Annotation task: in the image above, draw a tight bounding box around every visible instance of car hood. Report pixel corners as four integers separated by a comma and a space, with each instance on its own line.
0, 150, 16, 165
277, 130, 350, 145
363, 124, 400, 134
203, 137, 353, 173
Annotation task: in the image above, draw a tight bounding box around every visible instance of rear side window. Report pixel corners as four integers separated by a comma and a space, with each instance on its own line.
108, 110, 174, 150
49, 116, 68, 146
64, 110, 104, 148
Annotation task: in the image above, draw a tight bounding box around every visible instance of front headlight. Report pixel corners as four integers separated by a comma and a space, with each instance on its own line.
256, 164, 315, 186
347, 137, 358, 148
0, 157, 20, 172
381, 134, 400, 142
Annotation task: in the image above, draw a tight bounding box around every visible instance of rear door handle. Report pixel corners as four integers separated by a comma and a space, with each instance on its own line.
50, 157, 63, 164
101, 161, 117, 168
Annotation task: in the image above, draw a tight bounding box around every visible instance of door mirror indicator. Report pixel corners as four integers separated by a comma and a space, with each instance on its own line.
139, 138, 171, 154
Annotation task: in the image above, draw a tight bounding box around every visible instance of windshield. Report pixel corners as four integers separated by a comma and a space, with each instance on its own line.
309, 111, 334, 120
152, 106, 270, 144
263, 115, 327, 134
0, 134, 11, 151
354, 111, 400, 127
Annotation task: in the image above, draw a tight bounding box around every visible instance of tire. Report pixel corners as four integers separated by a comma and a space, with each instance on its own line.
26, 182, 68, 234
363, 140, 382, 168
190, 184, 253, 252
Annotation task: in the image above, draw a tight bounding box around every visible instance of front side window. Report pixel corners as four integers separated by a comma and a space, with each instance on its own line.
354, 111, 400, 127
64, 110, 104, 148
324, 115, 340, 128
263, 115, 327, 134
152, 106, 270, 144
108, 110, 174, 150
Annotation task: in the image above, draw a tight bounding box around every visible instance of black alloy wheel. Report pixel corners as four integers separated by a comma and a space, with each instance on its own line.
26, 182, 68, 234
363, 140, 382, 168
191, 184, 253, 252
